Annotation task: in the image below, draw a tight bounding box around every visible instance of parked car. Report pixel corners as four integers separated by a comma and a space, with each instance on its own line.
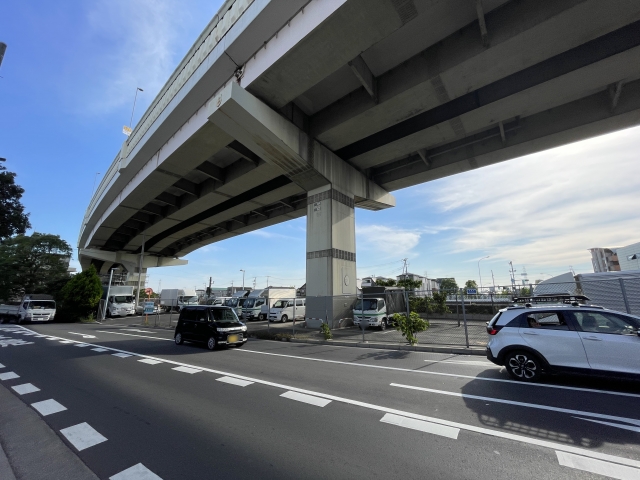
486, 295, 640, 381
174, 306, 247, 350
269, 298, 305, 323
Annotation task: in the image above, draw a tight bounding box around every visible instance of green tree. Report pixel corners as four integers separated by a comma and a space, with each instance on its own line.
397, 278, 423, 291
438, 278, 458, 292
520, 287, 531, 296
464, 280, 478, 290
375, 278, 396, 287
0, 233, 71, 300
60, 265, 103, 320
0, 159, 31, 241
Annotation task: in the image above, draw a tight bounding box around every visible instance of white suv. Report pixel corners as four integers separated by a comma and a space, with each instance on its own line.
486, 296, 640, 381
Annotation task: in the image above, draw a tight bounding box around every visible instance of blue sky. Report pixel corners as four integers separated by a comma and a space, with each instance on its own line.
2, 1, 638, 292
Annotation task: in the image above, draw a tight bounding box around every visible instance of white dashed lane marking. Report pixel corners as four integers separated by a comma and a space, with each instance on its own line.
92, 348, 109, 352
556, 451, 640, 479
74, 343, 91, 348
110, 463, 162, 480
60, 423, 107, 451
138, 358, 163, 365
280, 391, 331, 407
380, 413, 460, 440
216, 376, 253, 387
0, 372, 19, 381
12, 383, 40, 395
31, 399, 67, 416
112, 353, 133, 358
172, 366, 202, 374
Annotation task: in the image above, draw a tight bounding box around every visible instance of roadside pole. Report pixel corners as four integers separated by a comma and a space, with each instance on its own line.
292, 298, 296, 338
135, 235, 145, 311
456, 290, 460, 327
460, 288, 470, 348
361, 293, 366, 343
103, 269, 114, 320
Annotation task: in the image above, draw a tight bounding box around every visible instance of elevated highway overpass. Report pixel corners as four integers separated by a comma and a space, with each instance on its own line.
79, 0, 640, 324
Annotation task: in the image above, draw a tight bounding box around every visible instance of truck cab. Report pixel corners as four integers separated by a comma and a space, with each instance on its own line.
353, 297, 388, 330
0, 295, 57, 324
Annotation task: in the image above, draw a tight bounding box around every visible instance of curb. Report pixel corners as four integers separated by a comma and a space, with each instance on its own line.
288, 338, 486, 355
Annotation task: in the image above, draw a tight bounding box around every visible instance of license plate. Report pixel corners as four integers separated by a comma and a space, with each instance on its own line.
227, 334, 240, 343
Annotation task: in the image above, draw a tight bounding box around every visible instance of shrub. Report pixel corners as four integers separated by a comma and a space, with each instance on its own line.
320, 322, 332, 340
393, 312, 429, 346
60, 265, 102, 321
409, 293, 450, 315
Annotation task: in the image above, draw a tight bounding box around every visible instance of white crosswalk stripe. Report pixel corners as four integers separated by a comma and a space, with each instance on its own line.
31, 399, 67, 416
60, 423, 107, 451
12, 383, 40, 395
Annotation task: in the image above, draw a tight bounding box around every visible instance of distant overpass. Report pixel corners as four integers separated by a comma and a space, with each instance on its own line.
79, 0, 640, 325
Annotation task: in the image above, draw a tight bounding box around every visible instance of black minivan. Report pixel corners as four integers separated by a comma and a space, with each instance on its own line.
174, 306, 247, 350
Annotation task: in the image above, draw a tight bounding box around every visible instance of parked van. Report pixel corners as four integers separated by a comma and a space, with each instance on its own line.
241, 287, 296, 321
269, 298, 305, 323
224, 290, 251, 317
353, 287, 406, 330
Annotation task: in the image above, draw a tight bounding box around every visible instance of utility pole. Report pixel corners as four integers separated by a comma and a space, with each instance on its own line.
266, 276, 270, 287
491, 270, 496, 290
509, 261, 517, 293
0, 42, 6, 70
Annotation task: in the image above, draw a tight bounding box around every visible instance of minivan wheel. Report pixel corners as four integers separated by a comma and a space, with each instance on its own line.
505, 351, 542, 382
281, 315, 288, 323
207, 336, 218, 350
175, 332, 183, 345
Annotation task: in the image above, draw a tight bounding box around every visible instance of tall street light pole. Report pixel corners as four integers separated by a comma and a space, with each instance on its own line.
91, 172, 101, 197
129, 87, 144, 127
478, 255, 490, 291
240, 269, 245, 290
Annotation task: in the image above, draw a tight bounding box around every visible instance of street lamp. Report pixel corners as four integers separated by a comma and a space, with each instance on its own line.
478, 255, 490, 291
129, 87, 144, 127
91, 172, 101, 197
240, 269, 245, 290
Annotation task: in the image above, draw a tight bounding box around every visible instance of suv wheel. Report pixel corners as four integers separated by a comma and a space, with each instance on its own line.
505, 351, 542, 381
175, 332, 183, 345
207, 336, 218, 350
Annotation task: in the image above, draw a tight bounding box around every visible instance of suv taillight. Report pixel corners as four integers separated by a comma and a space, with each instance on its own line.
486, 325, 503, 335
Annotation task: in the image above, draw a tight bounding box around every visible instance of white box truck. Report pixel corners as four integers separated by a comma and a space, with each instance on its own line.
0, 294, 57, 324
242, 287, 296, 321
160, 289, 199, 312
103, 286, 135, 317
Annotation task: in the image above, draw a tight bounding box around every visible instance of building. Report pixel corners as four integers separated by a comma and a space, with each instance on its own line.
396, 273, 439, 296
616, 241, 640, 271
589, 248, 621, 272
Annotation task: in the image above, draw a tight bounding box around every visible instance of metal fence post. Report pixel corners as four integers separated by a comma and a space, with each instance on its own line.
455, 290, 460, 327
619, 278, 632, 314
460, 288, 470, 348
292, 298, 296, 338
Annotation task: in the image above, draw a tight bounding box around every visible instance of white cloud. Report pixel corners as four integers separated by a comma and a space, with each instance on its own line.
424, 126, 640, 267
356, 225, 422, 257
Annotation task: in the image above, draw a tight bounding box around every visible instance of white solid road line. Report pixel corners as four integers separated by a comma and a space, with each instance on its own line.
122, 329, 160, 334
390, 383, 640, 427
110, 463, 163, 480
60, 422, 107, 452
112, 353, 133, 358
0, 372, 19, 381
281, 391, 332, 407
96, 331, 173, 341
19, 327, 640, 469
216, 376, 254, 387
235, 348, 640, 399
556, 451, 640, 479
31, 399, 67, 416
424, 359, 499, 367
12, 383, 40, 395
381, 413, 460, 440
68, 332, 97, 339
573, 417, 640, 434
172, 366, 202, 374
138, 358, 164, 365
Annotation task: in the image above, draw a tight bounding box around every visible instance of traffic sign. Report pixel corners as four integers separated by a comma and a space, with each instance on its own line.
144, 301, 155, 314
466, 288, 477, 295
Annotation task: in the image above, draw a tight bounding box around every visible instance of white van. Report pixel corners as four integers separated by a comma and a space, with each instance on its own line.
269, 298, 305, 323
242, 287, 296, 321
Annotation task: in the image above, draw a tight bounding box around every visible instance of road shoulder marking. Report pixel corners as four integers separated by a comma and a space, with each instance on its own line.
31, 399, 67, 416
110, 463, 162, 480
281, 391, 331, 407
138, 358, 164, 365
112, 353, 133, 358
12, 383, 40, 395
381, 413, 459, 439
0, 372, 19, 381
172, 366, 202, 374
60, 422, 107, 451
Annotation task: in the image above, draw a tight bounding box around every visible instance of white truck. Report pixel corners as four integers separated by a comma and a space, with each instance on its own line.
0, 294, 57, 324
242, 287, 296, 321
269, 297, 306, 323
160, 288, 199, 312
103, 286, 135, 317
353, 287, 407, 330
224, 290, 251, 318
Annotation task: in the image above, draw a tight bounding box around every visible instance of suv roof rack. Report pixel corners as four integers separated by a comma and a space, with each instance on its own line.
510, 294, 593, 307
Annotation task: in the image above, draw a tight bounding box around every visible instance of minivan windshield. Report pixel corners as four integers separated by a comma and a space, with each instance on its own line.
244, 298, 256, 308
225, 298, 238, 307
28, 301, 56, 309
273, 300, 290, 308
354, 299, 378, 311
210, 308, 240, 323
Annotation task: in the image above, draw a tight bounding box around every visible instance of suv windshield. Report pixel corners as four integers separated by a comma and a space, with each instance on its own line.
355, 299, 378, 311
210, 308, 239, 323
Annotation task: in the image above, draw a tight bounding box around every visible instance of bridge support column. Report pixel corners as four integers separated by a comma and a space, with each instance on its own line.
305, 185, 357, 329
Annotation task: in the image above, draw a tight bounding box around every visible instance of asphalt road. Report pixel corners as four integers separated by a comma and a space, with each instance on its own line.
1, 323, 639, 479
